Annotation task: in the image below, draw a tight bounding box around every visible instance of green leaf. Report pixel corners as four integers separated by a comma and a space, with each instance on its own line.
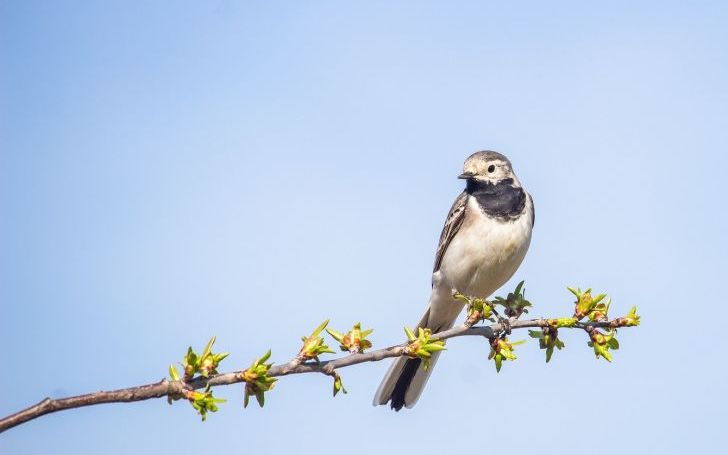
514, 280, 524, 296
333, 374, 348, 397
608, 337, 620, 349
404, 326, 416, 341
242, 349, 277, 408
202, 336, 216, 359
589, 330, 618, 362
325, 328, 344, 343
311, 320, 329, 337
169, 365, 180, 381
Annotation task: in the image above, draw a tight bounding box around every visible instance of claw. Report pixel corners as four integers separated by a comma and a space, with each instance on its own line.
498, 316, 512, 335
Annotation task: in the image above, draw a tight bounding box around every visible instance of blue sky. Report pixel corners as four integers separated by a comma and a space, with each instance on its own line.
1, 1, 726, 453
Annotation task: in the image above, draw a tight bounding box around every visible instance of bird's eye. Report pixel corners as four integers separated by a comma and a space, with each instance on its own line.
487, 165, 496, 173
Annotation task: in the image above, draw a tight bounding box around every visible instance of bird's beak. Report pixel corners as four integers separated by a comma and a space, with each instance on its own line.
458, 172, 475, 179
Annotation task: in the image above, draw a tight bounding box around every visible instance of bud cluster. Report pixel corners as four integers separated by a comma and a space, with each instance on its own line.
241, 349, 278, 408
488, 336, 525, 372
326, 322, 374, 354
168, 336, 229, 420
403, 327, 446, 370
298, 320, 336, 361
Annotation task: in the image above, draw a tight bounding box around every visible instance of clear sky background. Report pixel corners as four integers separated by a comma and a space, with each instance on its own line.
1, 1, 727, 453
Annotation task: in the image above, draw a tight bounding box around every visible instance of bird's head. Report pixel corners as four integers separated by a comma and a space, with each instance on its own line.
458, 151, 519, 185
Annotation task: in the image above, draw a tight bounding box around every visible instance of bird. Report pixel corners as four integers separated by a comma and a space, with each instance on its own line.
373, 150, 535, 410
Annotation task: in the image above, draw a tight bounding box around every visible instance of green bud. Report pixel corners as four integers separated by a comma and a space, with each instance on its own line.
588, 329, 618, 362
493, 281, 532, 319
403, 327, 446, 369
327, 322, 374, 353
299, 320, 335, 361
333, 374, 348, 397
242, 350, 277, 408
488, 337, 523, 372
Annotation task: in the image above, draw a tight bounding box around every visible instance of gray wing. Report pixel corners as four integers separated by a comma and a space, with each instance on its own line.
433, 191, 468, 273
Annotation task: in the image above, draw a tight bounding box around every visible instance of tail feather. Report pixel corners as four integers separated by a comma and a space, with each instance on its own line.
373, 299, 460, 410
372, 343, 445, 410
372, 356, 412, 409
390, 358, 420, 410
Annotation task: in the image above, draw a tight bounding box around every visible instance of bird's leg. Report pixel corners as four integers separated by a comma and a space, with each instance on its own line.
490, 306, 512, 336
498, 316, 512, 335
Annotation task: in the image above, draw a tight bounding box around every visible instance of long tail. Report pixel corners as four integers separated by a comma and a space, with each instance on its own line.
372, 350, 442, 410
372, 298, 460, 410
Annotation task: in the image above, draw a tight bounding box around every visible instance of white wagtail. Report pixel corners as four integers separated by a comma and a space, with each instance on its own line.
373, 151, 535, 410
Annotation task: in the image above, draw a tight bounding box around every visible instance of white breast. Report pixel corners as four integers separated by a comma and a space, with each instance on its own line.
436, 195, 533, 298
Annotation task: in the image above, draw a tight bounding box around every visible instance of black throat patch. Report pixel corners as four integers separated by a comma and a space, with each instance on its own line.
465, 178, 526, 220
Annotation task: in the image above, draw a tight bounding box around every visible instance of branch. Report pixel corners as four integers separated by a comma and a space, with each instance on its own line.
0, 283, 641, 433
0, 318, 619, 433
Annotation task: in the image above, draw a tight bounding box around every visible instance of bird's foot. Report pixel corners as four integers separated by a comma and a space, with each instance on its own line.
497, 315, 512, 336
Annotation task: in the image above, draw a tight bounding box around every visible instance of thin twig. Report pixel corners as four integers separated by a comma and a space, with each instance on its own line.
0, 318, 617, 434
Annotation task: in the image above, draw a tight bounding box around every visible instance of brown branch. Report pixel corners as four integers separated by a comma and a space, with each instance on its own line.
0, 318, 619, 434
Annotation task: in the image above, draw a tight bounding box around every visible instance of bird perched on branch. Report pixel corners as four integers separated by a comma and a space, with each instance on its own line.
373, 151, 535, 410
